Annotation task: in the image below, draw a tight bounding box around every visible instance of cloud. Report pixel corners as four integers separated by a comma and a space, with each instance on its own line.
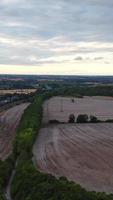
0, 34, 113, 66
74, 56, 83, 61
0, 0, 113, 74
94, 57, 103, 60
1, 0, 19, 4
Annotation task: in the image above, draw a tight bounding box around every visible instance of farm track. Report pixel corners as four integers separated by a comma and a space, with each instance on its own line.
33, 123, 113, 193
0, 103, 30, 160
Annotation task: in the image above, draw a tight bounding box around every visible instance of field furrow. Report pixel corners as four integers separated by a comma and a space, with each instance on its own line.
33, 123, 113, 193
0, 103, 30, 160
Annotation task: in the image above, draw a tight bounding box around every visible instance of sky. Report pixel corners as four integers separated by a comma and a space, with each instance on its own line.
0, 0, 113, 75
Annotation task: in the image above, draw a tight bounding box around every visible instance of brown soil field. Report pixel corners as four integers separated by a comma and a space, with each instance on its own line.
0, 103, 30, 160
33, 123, 113, 193
0, 89, 36, 95
43, 96, 113, 123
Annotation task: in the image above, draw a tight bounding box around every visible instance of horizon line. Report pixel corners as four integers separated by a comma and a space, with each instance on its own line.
0, 73, 113, 77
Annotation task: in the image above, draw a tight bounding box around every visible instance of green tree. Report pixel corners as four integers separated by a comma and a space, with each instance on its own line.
76, 114, 88, 123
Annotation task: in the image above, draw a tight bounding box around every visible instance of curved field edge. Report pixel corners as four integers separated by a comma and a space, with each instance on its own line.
9, 94, 113, 200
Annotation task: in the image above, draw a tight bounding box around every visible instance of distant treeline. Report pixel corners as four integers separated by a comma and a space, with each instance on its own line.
40, 85, 113, 98
60, 85, 113, 97
0, 80, 36, 90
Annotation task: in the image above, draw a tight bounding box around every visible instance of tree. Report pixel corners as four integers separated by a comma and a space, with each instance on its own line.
68, 114, 75, 123
76, 114, 88, 123
90, 115, 98, 123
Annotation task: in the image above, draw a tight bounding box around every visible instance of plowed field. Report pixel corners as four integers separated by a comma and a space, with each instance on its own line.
43, 96, 113, 123
33, 123, 113, 193
0, 103, 29, 160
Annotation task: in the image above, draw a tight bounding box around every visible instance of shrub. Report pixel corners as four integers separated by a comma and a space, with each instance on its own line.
76, 114, 88, 123
106, 119, 113, 123
68, 114, 75, 123
49, 120, 60, 124
90, 115, 98, 123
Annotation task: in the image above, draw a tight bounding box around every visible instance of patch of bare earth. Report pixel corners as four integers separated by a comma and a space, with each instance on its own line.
33, 123, 113, 193
0, 103, 30, 160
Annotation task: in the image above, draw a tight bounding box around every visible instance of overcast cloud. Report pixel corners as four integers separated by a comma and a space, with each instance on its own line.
0, 0, 113, 74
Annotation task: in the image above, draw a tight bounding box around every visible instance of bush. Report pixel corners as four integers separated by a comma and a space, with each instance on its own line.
106, 119, 113, 123
76, 114, 88, 123
68, 114, 75, 123
49, 120, 60, 124
90, 115, 98, 123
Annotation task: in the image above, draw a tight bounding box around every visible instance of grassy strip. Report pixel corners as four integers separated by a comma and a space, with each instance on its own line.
10, 94, 113, 200
0, 156, 15, 200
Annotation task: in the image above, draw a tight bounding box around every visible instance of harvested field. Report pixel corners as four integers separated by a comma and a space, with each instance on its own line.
0, 89, 36, 95
33, 123, 113, 193
0, 103, 30, 160
43, 96, 113, 123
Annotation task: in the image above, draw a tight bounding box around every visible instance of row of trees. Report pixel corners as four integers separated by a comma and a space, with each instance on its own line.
60, 85, 113, 97
69, 114, 99, 123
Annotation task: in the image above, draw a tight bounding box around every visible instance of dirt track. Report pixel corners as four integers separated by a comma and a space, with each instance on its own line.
43, 96, 113, 123
0, 103, 29, 160
33, 123, 113, 193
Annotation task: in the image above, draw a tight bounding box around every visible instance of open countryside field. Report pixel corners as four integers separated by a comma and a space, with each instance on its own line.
0, 103, 30, 160
33, 96, 113, 193
43, 96, 113, 123
33, 123, 113, 193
